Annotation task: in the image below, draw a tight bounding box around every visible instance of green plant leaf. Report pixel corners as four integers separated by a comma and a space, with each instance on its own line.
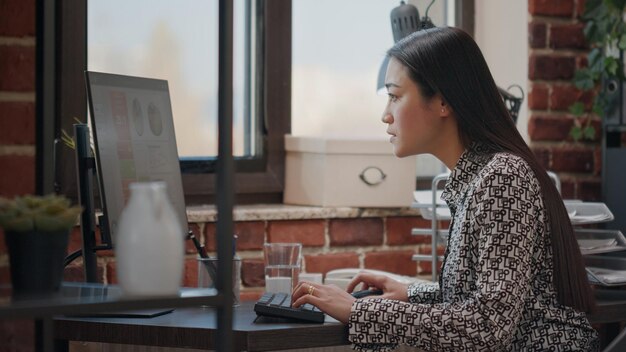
569, 102, 586, 116
619, 33, 626, 50
583, 125, 597, 140
593, 102, 605, 116
570, 126, 583, 142
573, 69, 595, 90
588, 48, 602, 67
605, 56, 619, 75
606, 0, 626, 11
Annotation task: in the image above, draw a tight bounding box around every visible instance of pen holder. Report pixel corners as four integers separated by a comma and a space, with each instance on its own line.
197, 257, 241, 306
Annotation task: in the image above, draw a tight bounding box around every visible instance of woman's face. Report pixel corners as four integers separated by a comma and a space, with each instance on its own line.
382, 58, 446, 158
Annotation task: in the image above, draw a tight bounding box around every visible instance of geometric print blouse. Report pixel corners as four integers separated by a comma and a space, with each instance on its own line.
348, 145, 599, 351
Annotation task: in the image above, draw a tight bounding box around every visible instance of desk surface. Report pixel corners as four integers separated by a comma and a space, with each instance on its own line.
0, 282, 220, 320
55, 301, 349, 351
55, 289, 626, 352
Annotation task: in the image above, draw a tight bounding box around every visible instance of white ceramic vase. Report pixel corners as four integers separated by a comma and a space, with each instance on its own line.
115, 181, 184, 297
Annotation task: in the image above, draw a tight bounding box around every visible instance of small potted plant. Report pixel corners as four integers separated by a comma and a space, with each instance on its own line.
0, 194, 82, 297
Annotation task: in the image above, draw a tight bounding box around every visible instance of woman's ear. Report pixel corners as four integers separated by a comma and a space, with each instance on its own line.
437, 97, 451, 117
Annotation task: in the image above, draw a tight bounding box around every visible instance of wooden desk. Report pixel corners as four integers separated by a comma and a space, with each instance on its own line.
55, 301, 349, 351
55, 289, 626, 351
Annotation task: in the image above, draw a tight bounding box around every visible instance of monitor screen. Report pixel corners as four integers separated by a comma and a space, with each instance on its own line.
86, 71, 188, 245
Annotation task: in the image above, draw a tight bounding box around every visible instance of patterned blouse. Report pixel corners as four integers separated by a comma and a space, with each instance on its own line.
348, 145, 598, 351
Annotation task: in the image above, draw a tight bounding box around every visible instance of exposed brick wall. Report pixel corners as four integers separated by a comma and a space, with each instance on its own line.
528, 0, 602, 201
61, 214, 439, 302
0, 0, 37, 349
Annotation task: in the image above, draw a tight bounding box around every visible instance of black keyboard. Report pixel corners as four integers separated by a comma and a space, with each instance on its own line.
254, 292, 325, 323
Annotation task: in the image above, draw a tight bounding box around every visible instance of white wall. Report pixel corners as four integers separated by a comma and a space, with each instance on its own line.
474, 1, 529, 142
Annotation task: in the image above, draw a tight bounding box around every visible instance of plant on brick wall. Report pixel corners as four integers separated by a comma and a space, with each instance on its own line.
570, 0, 626, 141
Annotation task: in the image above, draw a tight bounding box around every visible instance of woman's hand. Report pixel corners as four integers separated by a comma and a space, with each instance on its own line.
346, 272, 409, 302
291, 281, 356, 324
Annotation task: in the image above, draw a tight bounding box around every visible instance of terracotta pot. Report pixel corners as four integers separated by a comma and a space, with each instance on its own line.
5, 230, 70, 297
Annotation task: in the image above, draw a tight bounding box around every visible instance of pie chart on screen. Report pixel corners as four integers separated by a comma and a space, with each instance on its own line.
147, 102, 163, 136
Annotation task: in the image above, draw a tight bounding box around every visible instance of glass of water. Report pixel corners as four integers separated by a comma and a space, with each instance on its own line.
263, 243, 302, 293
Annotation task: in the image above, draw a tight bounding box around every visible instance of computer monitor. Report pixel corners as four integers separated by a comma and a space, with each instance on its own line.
85, 71, 188, 245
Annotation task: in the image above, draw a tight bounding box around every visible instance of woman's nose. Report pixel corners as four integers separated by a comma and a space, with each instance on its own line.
381, 111, 392, 124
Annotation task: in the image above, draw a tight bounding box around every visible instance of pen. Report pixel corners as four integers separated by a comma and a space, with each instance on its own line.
187, 231, 208, 258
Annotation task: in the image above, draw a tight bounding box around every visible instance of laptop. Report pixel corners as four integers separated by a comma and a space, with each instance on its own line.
85, 71, 189, 246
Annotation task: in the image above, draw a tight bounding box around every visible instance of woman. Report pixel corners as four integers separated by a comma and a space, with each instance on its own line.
291, 27, 598, 351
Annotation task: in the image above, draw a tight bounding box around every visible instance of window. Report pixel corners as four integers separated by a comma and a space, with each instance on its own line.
87, 0, 258, 161
52, 0, 470, 204
55, 0, 291, 204
291, 0, 459, 180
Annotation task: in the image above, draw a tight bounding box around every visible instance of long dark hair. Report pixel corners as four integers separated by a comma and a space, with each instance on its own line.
388, 27, 594, 313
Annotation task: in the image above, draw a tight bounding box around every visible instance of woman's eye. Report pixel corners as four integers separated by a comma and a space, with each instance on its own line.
387, 94, 398, 102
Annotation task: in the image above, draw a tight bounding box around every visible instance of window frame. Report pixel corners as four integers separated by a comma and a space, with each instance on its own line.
54, 0, 291, 205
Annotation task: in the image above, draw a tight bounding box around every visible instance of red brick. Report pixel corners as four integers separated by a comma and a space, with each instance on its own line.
0, 102, 35, 144
241, 259, 265, 287
329, 218, 383, 246
550, 85, 593, 111
267, 219, 325, 246
0, 266, 9, 285
528, 55, 576, 80
106, 261, 117, 284
529, 0, 575, 17
234, 221, 265, 250
67, 226, 82, 255
578, 178, 601, 201
0, 155, 35, 197
183, 257, 199, 287
364, 250, 417, 276
531, 147, 551, 169
593, 145, 602, 176
560, 178, 576, 200
304, 252, 360, 276
386, 216, 432, 245
576, 54, 588, 69
528, 84, 549, 110
0, 319, 34, 352
528, 21, 547, 48
550, 23, 587, 49
204, 222, 251, 252
576, 0, 586, 18
0, 45, 36, 91
0, 0, 35, 36
0, 228, 5, 254
203, 222, 216, 251
552, 148, 593, 173
528, 115, 573, 141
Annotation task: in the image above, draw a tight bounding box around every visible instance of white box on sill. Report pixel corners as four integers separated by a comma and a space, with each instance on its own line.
284, 135, 416, 207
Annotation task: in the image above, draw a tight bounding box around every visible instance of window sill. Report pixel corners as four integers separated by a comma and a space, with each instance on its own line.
187, 204, 421, 223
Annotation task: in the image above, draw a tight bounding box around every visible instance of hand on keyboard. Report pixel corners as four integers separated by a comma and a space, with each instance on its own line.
254, 292, 325, 323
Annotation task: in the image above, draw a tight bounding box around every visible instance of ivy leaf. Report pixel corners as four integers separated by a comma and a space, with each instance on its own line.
605, 56, 619, 75
573, 69, 595, 90
588, 48, 602, 67
618, 33, 626, 50
584, 0, 604, 20
569, 102, 586, 116
583, 125, 597, 140
606, 0, 626, 11
592, 102, 604, 116
570, 126, 583, 142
